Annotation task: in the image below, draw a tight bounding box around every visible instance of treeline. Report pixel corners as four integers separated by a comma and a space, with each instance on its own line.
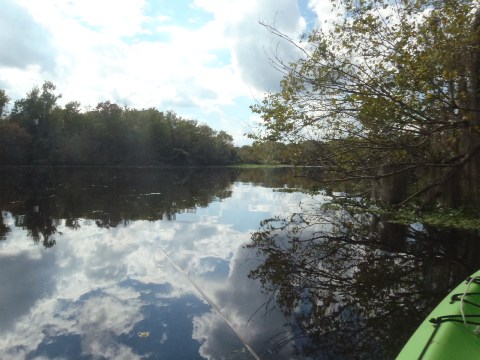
237, 140, 327, 166
0, 167, 311, 246
0, 82, 237, 166
252, 0, 480, 208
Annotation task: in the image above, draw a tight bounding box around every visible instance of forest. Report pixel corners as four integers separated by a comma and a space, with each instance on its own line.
2, 0, 480, 212
252, 0, 480, 210
0, 82, 238, 166
0, 82, 302, 167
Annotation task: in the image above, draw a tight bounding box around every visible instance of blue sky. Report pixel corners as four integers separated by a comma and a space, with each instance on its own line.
0, 0, 330, 145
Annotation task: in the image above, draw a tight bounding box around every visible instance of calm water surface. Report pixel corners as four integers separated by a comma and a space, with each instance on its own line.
1, 167, 479, 360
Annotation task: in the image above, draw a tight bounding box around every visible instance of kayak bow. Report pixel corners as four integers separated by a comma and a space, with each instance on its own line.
397, 270, 480, 359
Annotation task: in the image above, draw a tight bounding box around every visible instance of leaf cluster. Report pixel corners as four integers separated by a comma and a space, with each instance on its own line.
252, 0, 480, 207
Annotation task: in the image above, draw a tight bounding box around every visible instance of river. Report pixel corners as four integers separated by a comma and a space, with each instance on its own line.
0, 167, 479, 359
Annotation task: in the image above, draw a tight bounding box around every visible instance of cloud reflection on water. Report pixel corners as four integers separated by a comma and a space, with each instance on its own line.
192, 246, 301, 360
0, 178, 319, 359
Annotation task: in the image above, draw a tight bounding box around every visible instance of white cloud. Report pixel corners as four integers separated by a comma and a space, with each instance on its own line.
192, 246, 299, 359
194, 0, 307, 92
1, 0, 315, 145
308, 0, 340, 28
0, 1, 57, 71
0, 179, 326, 358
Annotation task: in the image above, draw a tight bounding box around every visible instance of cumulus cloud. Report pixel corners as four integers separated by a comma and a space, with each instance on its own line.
0, 180, 323, 358
72, 294, 144, 359
0, 286, 145, 360
0, 0, 57, 71
308, 0, 340, 27
0, 199, 255, 358
0, 250, 58, 332
192, 246, 299, 359
194, 0, 307, 92
0, 0, 317, 144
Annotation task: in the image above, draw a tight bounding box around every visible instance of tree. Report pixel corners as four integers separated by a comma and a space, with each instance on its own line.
10, 81, 61, 163
246, 199, 480, 358
0, 89, 9, 118
236, 141, 291, 164
252, 0, 480, 208
88, 101, 128, 164
58, 101, 91, 164
212, 130, 236, 164
1, 84, 239, 166
0, 122, 32, 164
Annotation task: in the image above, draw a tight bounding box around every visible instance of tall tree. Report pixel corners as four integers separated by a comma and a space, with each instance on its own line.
0, 89, 9, 118
89, 101, 128, 164
252, 0, 480, 208
10, 81, 61, 163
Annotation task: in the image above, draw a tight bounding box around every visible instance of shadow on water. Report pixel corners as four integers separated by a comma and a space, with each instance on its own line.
0, 167, 310, 248
2, 167, 480, 359
0, 167, 317, 359
246, 199, 480, 359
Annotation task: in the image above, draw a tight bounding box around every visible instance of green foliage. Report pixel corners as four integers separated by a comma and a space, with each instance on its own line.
331, 199, 480, 230
227, 163, 287, 168
0, 89, 9, 118
384, 206, 480, 230
235, 141, 325, 165
236, 141, 290, 164
246, 197, 480, 357
0, 167, 310, 246
0, 122, 32, 164
252, 0, 480, 207
0, 83, 237, 166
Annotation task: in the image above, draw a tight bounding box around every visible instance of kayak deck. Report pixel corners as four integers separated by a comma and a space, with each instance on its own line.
397, 270, 480, 359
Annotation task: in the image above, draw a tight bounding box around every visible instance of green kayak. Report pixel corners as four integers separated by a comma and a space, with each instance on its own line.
397, 269, 480, 359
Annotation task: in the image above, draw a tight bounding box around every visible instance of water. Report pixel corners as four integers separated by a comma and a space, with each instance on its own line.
0, 167, 479, 359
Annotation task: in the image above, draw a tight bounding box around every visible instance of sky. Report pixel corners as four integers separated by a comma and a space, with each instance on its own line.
0, 0, 331, 145
0, 181, 324, 359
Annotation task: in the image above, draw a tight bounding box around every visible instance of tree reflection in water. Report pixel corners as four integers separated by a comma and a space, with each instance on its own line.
247, 199, 480, 359
3, 167, 480, 358
0, 167, 312, 248
0, 214, 10, 241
